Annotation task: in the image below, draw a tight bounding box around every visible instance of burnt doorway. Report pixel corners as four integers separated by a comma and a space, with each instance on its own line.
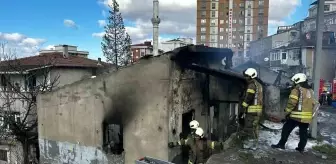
182, 109, 195, 139
180, 110, 195, 163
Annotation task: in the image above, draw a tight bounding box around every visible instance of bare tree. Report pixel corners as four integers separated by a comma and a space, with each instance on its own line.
0, 42, 59, 164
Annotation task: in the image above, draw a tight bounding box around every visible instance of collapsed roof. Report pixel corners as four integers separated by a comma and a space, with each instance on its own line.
169, 45, 246, 83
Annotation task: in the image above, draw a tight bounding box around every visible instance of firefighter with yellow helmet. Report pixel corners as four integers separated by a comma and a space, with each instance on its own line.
168, 127, 223, 164
271, 73, 319, 153
239, 68, 263, 149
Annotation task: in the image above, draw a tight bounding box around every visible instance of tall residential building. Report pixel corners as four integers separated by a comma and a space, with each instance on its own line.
196, 0, 269, 57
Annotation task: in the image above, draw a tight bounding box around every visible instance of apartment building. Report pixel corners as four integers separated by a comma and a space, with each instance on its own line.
130, 41, 163, 63
196, 0, 269, 58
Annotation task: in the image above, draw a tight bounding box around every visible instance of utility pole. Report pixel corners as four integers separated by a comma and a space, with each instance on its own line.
310, 0, 324, 138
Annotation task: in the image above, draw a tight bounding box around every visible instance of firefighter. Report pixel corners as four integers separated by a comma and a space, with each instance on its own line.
271, 73, 318, 153
188, 120, 199, 138
238, 68, 263, 149
168, 127, 223, 164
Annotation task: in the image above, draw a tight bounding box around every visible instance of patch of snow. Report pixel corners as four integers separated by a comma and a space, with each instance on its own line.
255, 123, 319, 150
262, 120, 283, 130
317, 111, 330, 122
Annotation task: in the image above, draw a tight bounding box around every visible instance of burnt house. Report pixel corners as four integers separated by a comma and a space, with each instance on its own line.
37, 45, 247, 164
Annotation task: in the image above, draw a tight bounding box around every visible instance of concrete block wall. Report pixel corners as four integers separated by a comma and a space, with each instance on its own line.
38, 56, 174, 164
37, 55, 212, 164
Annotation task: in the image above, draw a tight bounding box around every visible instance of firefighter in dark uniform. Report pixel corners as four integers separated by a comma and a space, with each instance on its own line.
238, 68, 263, 149
271, 73, 319, 153
168, 127, 223, 164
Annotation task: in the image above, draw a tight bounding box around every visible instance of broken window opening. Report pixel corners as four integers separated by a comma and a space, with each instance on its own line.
0, 149, 7, 161
103, 122, 124, 155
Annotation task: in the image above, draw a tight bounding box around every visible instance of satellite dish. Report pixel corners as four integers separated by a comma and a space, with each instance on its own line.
264, 57, 269, 62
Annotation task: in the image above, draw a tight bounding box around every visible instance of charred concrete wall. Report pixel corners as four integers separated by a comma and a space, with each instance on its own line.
38, 56, 174, 164
38, 55, 212, 164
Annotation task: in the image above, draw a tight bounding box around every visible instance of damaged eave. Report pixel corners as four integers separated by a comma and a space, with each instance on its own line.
170, 45, 233, 67
188, 64, 246, 83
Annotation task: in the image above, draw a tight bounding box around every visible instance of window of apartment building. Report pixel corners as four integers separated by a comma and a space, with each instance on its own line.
211, 27, 217, 34
212, 3, 216, 9
239, 3, 244, 8
0, 150, 7, 162
247, 9, 251, 16
219, 44, 224, 48
246, 26, 251, 33
140, 49, 145, 56
211, 11, 216, 17
258, 9, 264, 15
258, 26, 263, 31
232, 43, 236, 47
201, 2, 206, 9
220, 20, 224, 24
220, 28, 224, 32
239, 19, 243, 24
211, 19, 216, 24
246, 34, 251, 41
259, 0, 264, 6
212, 43, 218, 47
232, 28, 236, 31
201, 19, 206, 24
226, 20, 228, 24
220, 36, 224, 40
225, 28, 228, 32
258, 17, 263, 25
240, 10, 244, 16
233, 35, 236, 39
324, 5, 330, 11
233, 19, 236, 23
240, 35, 244, 39
201, 11, 206, 17
201, 35, 206, 40
247, 18, 251, 25
220, 3, 225, 9
210, 35, 217, 42
201, 27, 206, 32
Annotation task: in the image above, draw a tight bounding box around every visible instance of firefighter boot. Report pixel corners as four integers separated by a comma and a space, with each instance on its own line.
271, 144, 285, 150
295, 147, 304, 153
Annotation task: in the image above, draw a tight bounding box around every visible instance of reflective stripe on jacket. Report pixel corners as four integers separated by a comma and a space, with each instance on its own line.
285, 86, 315, 123
241, 79, 263, 115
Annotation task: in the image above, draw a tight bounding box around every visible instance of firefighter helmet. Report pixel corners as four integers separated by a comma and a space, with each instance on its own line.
291, 73, 307, 84
189, 120, 199, 129
244, 68, 257, 79
195, 127, 204, 138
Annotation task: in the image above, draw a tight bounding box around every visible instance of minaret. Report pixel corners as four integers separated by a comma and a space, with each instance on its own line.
151, 0, 160, 56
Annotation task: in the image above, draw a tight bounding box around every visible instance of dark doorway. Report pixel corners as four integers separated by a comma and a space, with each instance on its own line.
103, 122, 124, 155
182, 109, 195, 139
180, 110, 195, 163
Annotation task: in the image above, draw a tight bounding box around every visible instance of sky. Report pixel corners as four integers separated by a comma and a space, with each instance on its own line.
0, 0, 314, 60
